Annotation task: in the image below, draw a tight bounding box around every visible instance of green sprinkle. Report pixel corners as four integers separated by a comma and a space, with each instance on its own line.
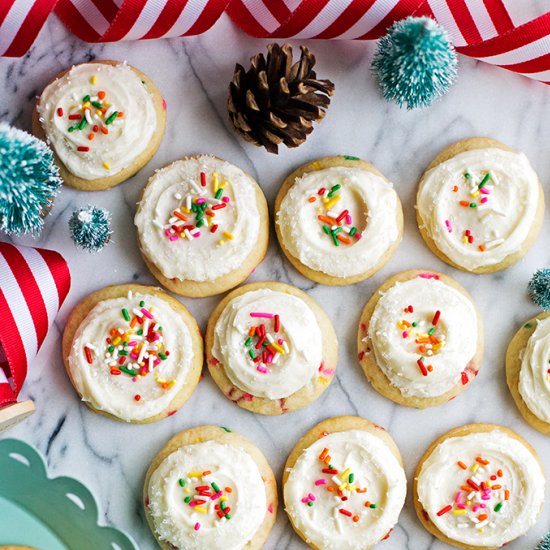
469, 203, 477, 208
494, 502, 503, 512
348, 473, 354, 484
105, 111, 119, 125
196, 211, 204, 221
108, 346, 114, 353
140, 300, 145, 307
344, 155, 360, 161
158, 353, 167, 360
119, 366, 137, 376
200, 202, 207, 211
191, 203, 198, 213
349, 227, 357, 236
211, 482, 220, 493
221, 500, 227, 510
322, 225, 330, 234
524, 322, 533, 329
331, 231, 339, 247
158, 327, 163, 331
220, 426, 231, 432
122, 308, 130, 321
225, 513, 231, 520
68, 126, 76, 133
184, 496, 192, 503
464, 172, 471, 179
428, 327, 435, 335
91, 101, 102, 108
248, 349, 256, 359
262, 341, 269, 347
478, 173, 491, 189
137, 329, 143, 336
307, 501, 314, 507
412, 322, 417, 327
331, 184, 341, 192
196, 219, 204, 227
178, 478, 185, 487
332, 227, 342, 235
370, 503, 377, 509
215, 188, 223, 199
78, 118, 87, 130
82, 95, 91, 102
244, 337, 252, 347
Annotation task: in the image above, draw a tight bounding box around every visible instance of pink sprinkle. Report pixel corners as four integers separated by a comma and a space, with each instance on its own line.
197, 198, 206, 204
322, 369, 334, 375
250, 312, 273, 318
222, 196, 230, 203
211, 492, 222, 500
130, 353, 138, 360
194, 522, 200, 531
457, 503, 467, 509
164, 229, 171, 237
132, 377, 137, 382
141, 308, 154, 319
301, 497, 309, 503
257, 365, 268, 374
189, 501, 201, 507
268, 504, 274, 513
345, 214, 352, 225
472, 504, 479, 512
418, 272, 439, 279
402, 331, 408, 338
162, 98, 167, 111
355, 232, 362, 240
445, 219, 452, 233
480, 187, 490, 195
128, 341, 137, 346
278, 339, 284, 345
480, 197, 488, 203
193, 231, 201, 238
481, 495, 490, 500
154, 358, 161, 366
315, 479, 327, 486
308, 493, 316, 501
480, 503, 486, 508
242, 392, 253, 401
455, 491, 463, 503
169, 235, 178, 241
266, 354, 273, 364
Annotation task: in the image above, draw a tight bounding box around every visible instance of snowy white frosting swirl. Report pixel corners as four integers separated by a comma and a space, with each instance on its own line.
277, 166, 401, 278
148, 440, 266, 549
284, 429, 406, 550
68, 292, 194, 421
367, 276, 478, 398
417, 147, 540, 270
212, 289, 323, 400
38, 62, 157, 180
135, 156, 262, 282
519, 316, 550, 423
417, 430, 545, 547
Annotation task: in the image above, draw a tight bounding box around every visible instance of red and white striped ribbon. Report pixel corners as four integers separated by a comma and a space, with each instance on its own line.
0, 242, 70, 407
1, 1, 550, 83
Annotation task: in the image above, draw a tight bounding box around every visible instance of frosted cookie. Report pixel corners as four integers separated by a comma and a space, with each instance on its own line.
283, 416, 406, 549
416, 137, 544, 273
205, 281, 337, 415
62, 284, 202, 423
33, 60, 166, 191
144, 425, 277, 550
414, 424, 545, 549
506, 313, 550, 436
358, 270, 483, 408
275, 156, 403, 285
135, 155, 269, 298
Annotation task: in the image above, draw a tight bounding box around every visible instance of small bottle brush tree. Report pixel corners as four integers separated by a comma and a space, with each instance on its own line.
372, 17, 458, 109
69, 205, 112, 253
528, 269, 550, 310
0, 123, 61, 235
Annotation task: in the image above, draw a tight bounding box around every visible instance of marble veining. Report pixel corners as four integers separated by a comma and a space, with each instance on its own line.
1, 12, 550, 550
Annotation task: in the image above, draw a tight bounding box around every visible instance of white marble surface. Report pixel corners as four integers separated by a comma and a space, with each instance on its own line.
1, 12, 550, 550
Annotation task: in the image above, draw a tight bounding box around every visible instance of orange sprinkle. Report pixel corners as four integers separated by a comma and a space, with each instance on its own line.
319, 448, 328, 461
497, 469, 503, 477
327, 486, 335, 492
401, 320, 411, 328
364, 501, 371, 507
476, 457, 489, 465
225, 487, 232, 493
478, 244, 486, 252
460, 485, 471, 491
323, 455, 331, 464
429, 335, 439, 344
173, 211, 188, 222
308, 197, 316, 203
418, 345, 427, 354
352, 515, 360, 522
492, 484, 502, 490
356, 488, 367, 493
415, 338, 430, 344
110, 328, 117, 336
336, 234, 351, 244
504, 490, 510, 500
101, 127, 109, 135
427, 365, 433, 372
317, 215, 339, 226
478, 514, 488, 521
249, 327, 255, 337
452, 185, 458, 192
459, 200, 470, 207
98, 91, 106, 99
129, 317, 138, 328
202, 470, 211, 476
117, 111, 124, 118
88, 133, 95, 140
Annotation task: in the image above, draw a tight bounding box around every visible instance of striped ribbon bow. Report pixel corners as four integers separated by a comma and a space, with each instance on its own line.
0, 242, 71, 407
2, 1, 550, 84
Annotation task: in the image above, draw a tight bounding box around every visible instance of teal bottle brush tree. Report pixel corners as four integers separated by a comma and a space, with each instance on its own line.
0, 123, 61, 235
69, 205, 112, 253
372, 16, 458, 109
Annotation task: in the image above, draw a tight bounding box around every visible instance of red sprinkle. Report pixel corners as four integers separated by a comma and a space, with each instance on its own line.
322, 468, 338, 474
134, 394, 141, 401
200, 172, 207, 187
57, 107, 63, 117
437, 505, 452, 516
68, 114, 82, 120
417, 359, 428, 376
432, 310, 441, 326
318, 187, 326, 195
461, 372, 468, 385
339, 509, 352, 517
84, 346, 93, 364
210, 224, 219, 233
274, 314, 280, 333
77, 146, 90, 152
212, 203, 226, 210
467, 479, 480, 491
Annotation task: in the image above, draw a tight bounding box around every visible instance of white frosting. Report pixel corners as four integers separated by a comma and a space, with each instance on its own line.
212, 289, 323, 400
277, 166, 401, 278
367, 276, 478, 398
135, 156, 262, 282
38, 62, 157, 180
68, 292, 194, 421
417, 147, 540, 270
417, 430, 545, 547
284, 430, 406, 550
519, 317, 550, 423
148, 440, 266, 550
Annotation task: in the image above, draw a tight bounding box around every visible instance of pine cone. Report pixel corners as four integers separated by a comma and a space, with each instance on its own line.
228, 43, 335, 154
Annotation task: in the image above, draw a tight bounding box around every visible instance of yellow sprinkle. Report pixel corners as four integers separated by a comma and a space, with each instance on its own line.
184, 487, 190, 494
220, 495, 227, 502
338, 483, 346, 491
112, 337, 121, 346
471, 463, 479, 473
188, 471, 202, 478
318, 377, 329, 385
223, 231, 234, 240
195, 507, 207, 514
181, 207, 190, 214
90, 75, 97, 85
340, 468, 351, 480
463, 236, 469, 244
212, 172, 219, 193
219, 181, 227, 189
83, 102, 91, 108
453, 510, 466, 515
104, 100, 110, 107
271, 342, 285, 355
96, 110, 103, 117
103, 162, 111, 170
218, 240, 226, 246
69, 103, 76, 110
323, 195, 341, 210
478, 529, 484, 533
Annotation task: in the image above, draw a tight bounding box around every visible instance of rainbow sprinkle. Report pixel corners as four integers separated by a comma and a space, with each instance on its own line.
244, 313, 288, 374
83, 292, 174, 394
